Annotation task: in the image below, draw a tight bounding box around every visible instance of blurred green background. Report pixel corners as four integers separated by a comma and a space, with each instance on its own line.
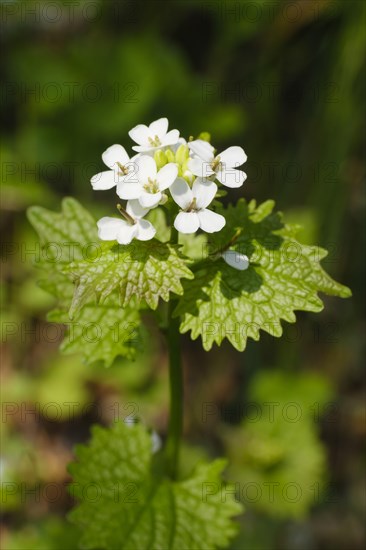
1, 1, 365, 548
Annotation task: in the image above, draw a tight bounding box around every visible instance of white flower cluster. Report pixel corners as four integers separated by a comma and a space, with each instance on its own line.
91, 117, 249, 269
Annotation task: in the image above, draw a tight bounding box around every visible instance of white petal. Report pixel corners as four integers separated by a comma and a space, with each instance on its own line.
162, 129, 180, 146
192, 178, 217, 209
188, 157, 214, 178
91, 170, 118, 190
156, 163, 178, 191
128, 124, 150, 146
126, 199, 149, 220
102, 144, 129, 170
188, 139, 215, 162
174, 212, 200, 234
197, 209, 226, 233
123, 158, 140, 183
116, 182, 142, 200
149, 117, 169, 138
135, 155, 157, 183
219, 146, 247, 168
132, 145, 156, 153
136, 219, 156, 241
170, 178, 193, 210
216, 168, 247, 188
116, 223, 139, 245
222, 251, 249, 271
139, 191, 162, 208
97, 217, 125, 241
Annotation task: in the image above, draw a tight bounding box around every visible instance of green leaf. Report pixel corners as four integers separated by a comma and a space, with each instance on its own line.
223, 370, 329, 519
175, 199, 351, 351
27, 197, 98, 261
27, 197, 98, 306
68, 422, 242, 550
179, 233, 208, 262
225, 413, 326, 519
27, 198, 141, 364
49, 297, 140, 366
65, 240, 194, 315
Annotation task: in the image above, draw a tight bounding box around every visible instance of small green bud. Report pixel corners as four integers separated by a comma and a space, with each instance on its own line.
165, 149, 175, 163
175, 144, 189, 165
198, 132, 211, 142
154, 150, 168, 169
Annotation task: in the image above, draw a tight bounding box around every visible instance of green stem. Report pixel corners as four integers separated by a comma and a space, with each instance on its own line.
165, 301, 183, 479
165, 225, 183, 479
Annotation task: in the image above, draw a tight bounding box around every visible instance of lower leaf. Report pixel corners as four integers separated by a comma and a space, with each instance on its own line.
68, 422, 243, 550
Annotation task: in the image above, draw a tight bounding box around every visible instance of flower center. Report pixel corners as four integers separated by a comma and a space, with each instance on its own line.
211, 155, 222, 172
117, 204, 136, 225
144, 177, 159, 194
187, 197, 198, 212
148, 135, 162, 147
117, 162, 130, 176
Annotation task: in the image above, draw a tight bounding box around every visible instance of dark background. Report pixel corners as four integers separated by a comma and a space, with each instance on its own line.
1, 1, 365, 548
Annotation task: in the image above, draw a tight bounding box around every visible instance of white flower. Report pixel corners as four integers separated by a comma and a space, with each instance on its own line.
188, 139, 247, 188
91, 144, 137, 191
97, 200, 155, 245
170, 177, 226, 234
129, 117, 180, 153
117, 155, 178, 209
222, 250, 249, 271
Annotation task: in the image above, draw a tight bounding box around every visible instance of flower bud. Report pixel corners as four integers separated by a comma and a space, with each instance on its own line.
165, 149, 175, 163
175, 144, 189, 165
154, 149, 168, 169
198, 132, 211, 142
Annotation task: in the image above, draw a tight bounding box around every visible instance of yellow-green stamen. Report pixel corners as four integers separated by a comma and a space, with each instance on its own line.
187, 197, 197, 212
148, 135, 162, 147
211, 156, 222, 172
117, 204, 136, 225
117, 162, 130, 176
144, 177, 160, 194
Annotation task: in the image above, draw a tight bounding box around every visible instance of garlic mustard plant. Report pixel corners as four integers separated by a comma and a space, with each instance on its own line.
27, 117, 351, 550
